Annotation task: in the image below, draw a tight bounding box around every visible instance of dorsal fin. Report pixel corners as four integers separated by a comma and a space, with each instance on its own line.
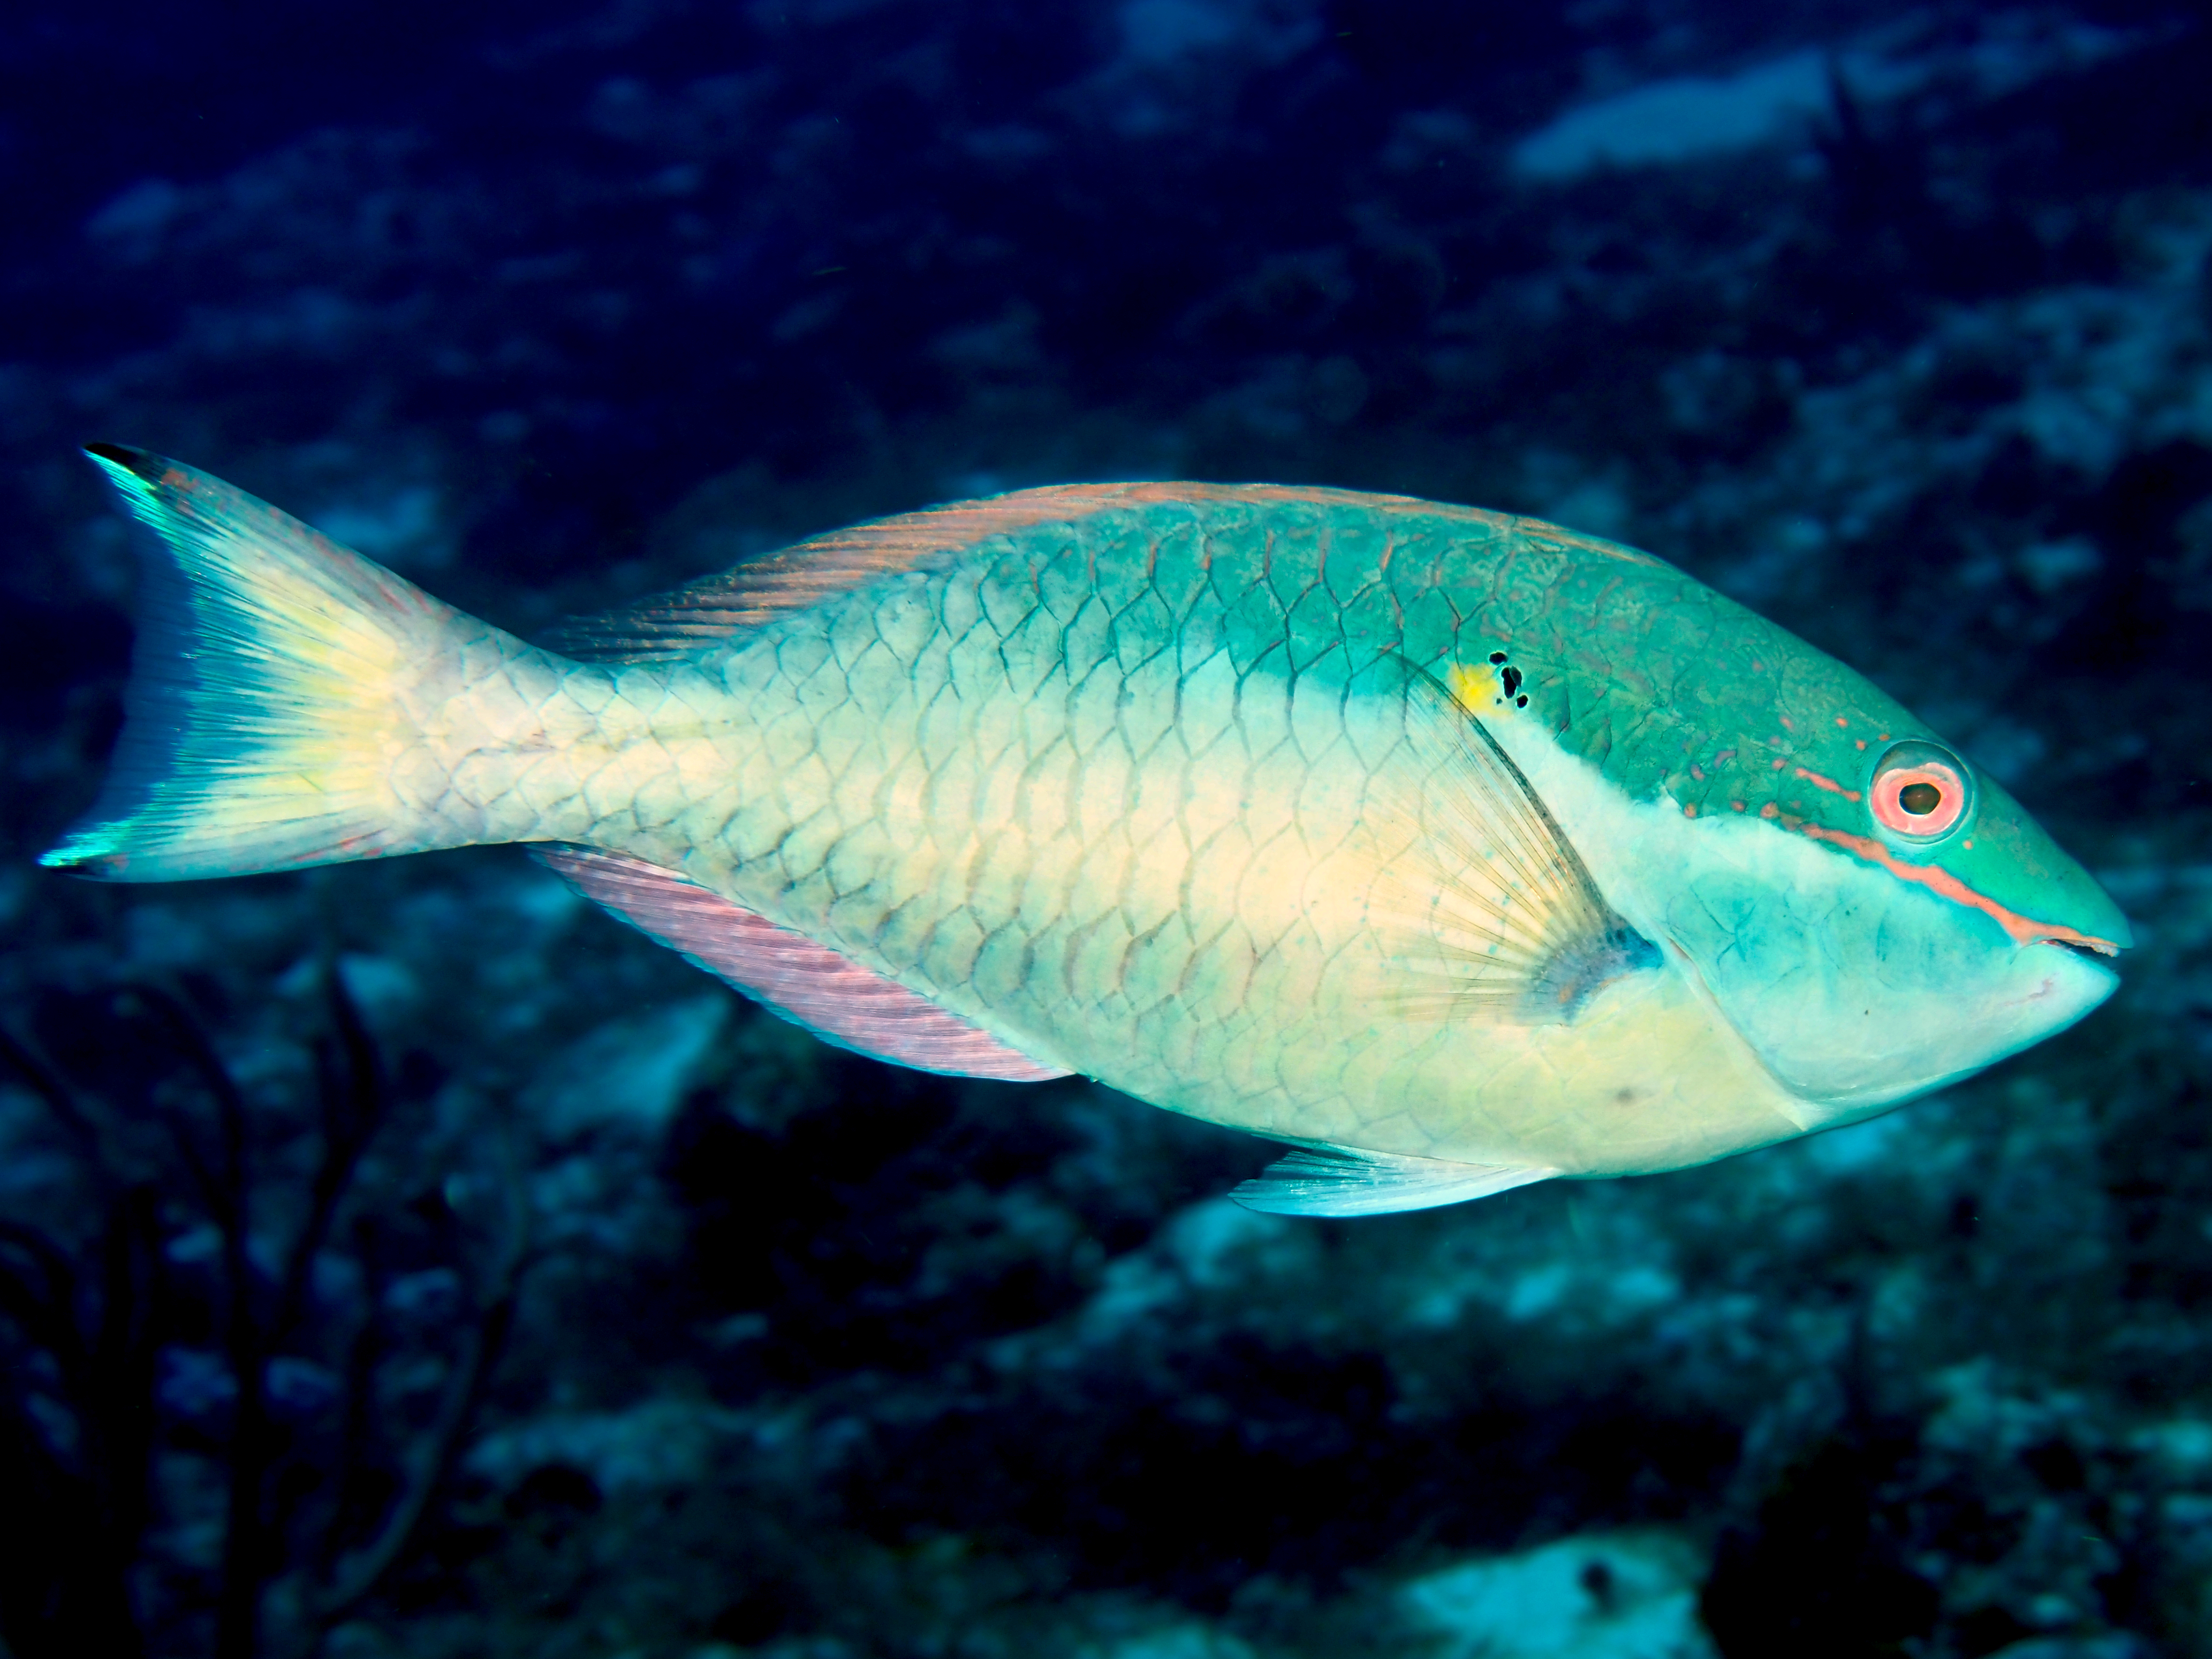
540, 480, 1530, 663
1231, 1143, 1555, 1216
534, 846, 1070, 1082
544, 483, 1171, 663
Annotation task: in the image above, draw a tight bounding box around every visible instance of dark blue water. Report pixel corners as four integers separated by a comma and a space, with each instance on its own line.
3, 3, 2209, 1655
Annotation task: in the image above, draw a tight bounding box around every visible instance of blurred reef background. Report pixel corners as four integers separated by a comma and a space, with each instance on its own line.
4, 0, 2212, 1654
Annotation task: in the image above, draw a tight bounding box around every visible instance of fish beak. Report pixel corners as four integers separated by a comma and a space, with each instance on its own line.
2034, 931, 2125, 967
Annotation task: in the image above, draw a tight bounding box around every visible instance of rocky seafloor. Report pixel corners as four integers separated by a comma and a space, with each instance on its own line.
3, 1, 2211, 1655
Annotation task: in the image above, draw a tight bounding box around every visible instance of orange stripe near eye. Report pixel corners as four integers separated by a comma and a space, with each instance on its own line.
1792, 765, 1862, 802
1794, 822, 2122, 956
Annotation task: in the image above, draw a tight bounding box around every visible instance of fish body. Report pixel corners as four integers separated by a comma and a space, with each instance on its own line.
46, 451, 2128, 1213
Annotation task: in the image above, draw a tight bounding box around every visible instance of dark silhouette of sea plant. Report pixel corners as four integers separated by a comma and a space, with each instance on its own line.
0, 968, 528, 1659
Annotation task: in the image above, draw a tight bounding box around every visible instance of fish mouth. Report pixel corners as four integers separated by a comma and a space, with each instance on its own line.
2035, 933, 2124, 965
2024, 934, 2124, 1004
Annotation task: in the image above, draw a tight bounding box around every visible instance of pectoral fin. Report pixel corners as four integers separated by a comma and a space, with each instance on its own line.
1359, 662, 1658, 1023
1231, 1143, 1556, 1216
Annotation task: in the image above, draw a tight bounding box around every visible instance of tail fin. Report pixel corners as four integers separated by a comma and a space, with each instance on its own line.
43, 445, 473, 882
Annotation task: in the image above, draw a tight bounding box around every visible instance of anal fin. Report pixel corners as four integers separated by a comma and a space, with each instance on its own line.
535, 847, 1070, 1083
1231, 1143, 1555, 1217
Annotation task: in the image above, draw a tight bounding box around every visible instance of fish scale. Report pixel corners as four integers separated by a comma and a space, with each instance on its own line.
560, 498, 1732, 1151
47, 451, 2130, 1214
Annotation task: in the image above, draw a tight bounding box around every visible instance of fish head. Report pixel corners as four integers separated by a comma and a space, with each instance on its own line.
1650, 720, 2128, 1122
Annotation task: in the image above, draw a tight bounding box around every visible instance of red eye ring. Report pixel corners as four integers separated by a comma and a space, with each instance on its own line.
1868, 740, 1972, 839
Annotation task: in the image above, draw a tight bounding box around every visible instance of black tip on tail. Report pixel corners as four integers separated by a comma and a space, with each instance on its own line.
84, 442, 149, 470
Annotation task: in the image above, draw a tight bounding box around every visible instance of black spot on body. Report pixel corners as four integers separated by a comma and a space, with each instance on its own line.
1501, 665, 1522, 698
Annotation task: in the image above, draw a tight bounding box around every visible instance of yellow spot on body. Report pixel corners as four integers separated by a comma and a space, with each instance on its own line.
1760, 802, 1778, 819
1446, 661, 1511, 711
1730, 800, 1746, 812
1683, 802, 1697, 818
1835, 716, 1850, 728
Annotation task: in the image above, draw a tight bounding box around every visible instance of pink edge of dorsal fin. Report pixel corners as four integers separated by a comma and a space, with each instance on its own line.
536, 480, 1521, 664
532, 846, 1071, 1084
539, 482, 1171, 663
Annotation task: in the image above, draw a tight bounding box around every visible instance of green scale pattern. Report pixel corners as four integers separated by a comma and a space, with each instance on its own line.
572, 493, 1914, 1137
48, 453, 2126, 1181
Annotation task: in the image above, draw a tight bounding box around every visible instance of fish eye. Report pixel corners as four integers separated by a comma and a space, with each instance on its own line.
1868, 739, 1973, 840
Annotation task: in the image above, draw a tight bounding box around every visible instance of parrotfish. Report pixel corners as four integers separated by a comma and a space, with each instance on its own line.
44, 446, 2128, 1214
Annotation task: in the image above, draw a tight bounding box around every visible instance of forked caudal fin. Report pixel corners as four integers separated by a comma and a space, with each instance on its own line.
43, 446, 501, 882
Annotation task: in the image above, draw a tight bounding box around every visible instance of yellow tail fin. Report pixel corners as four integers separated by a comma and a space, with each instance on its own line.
43, 446, 471, 882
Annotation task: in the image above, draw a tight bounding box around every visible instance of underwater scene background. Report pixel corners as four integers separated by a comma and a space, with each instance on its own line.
3, 0, 2210, 1654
